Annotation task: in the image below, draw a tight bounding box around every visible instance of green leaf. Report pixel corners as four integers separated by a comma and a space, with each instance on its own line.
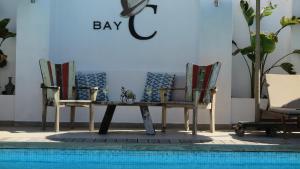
232, 40, 238, 47
0, 29, 16, 40
280, 16, 300, 27
232, 49, 241, 56
260, 2, 277, 20
280, 62, 296, 74
240, 0, 255, 26
292, 49, 300, 55
251, 33, 276, 54
0, 19, 10, 29
0, 19, 16, 43
240, 46, 254, 55
247, 54, 255, 63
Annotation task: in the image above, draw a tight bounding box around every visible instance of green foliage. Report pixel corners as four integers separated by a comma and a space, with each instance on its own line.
260, 2, 277, 20
280, 16, 300, 27
233, 0, 300, 98
280, 63, 296, 75
240, 0, 255, 26
0, 18, 16, 68
0, 18, 16, 46
293, 49, 300, 55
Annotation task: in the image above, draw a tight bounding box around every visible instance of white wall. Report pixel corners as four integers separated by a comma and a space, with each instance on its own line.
15, 0, 51, 122
0, 0, 18, 94
0, 95, 14, 121
198, 0, 232, 124
4, 0, 297, 125
48, 0, 232, 124
232, 0, 295, 98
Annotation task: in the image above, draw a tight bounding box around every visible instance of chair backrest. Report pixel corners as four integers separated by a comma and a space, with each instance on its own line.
266, 74, 300, 108
39, 59, 76, 100
185, 62, 221, 104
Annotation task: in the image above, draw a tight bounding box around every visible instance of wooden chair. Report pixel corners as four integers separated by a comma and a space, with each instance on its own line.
160, 62, 221, 135
266, 74, 300, 136
39, 59, 98, 132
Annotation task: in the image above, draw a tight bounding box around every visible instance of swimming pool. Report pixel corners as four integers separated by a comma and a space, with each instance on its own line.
0, 149, 299, 169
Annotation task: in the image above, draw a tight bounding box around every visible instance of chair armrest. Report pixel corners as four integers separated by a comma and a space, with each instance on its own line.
160, 87, 185, 91
210, 87, 217, 93
41, 84, 60, 90
41, 84, 60, 104
90, 88, 98, 101
76, 86, 99, 90
74, 86, 99, 101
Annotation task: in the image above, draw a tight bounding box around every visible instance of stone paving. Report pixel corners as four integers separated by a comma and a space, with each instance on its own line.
0, 126, 299, 146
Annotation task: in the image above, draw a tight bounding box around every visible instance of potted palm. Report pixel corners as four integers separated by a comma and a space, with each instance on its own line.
0, 18, 16, 68
233, 0, 300, 98
231, 0, 300, 123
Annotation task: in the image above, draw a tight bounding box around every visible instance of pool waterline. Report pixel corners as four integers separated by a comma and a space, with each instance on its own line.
0, 148, 300, 169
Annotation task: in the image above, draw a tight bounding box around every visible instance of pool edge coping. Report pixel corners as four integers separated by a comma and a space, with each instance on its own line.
0, 142, 300, 152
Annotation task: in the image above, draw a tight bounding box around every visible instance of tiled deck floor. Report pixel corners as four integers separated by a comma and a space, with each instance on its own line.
0, 126, 300, 146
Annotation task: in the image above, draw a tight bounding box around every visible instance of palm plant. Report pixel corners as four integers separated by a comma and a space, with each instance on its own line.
0, 18, 16, 68
233, 0, 300, 98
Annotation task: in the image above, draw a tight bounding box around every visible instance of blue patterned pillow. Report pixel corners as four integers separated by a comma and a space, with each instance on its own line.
76, 72, 109, 101
142, 72, 175, 102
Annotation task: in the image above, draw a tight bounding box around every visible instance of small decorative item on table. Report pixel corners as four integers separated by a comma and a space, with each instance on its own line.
120, 86, 136, 104
2, 76, 15, 95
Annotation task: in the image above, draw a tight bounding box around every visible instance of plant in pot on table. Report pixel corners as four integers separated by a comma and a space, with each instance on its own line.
0, 18, 16, 95
0, 18, 16, 68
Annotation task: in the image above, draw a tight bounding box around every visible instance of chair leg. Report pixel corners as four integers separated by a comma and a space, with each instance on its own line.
192, 106, 198, 135
161, 106, 167, 133
184, 108, 189, 131
89, 104, 94, 131
210, 90, 217, 133
42, 104, 47, 130
55, 105, 60, 132
210, 106, 216, 133
70, 106, 76, 129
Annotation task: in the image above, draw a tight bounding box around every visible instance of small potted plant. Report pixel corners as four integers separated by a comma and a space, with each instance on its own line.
120, 87, 136, 104
0, 18, 16, 68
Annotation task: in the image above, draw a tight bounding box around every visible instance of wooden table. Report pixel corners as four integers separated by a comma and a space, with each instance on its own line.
94, 101, 162, 135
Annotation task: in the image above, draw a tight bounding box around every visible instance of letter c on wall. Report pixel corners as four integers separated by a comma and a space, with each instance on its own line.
128, 5, 157, 40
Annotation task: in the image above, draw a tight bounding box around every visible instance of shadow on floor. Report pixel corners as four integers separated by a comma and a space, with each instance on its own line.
46, 129, 213, 144
229, 131, 300, 145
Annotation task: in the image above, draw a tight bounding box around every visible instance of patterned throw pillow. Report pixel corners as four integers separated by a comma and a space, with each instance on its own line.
142, 72, 175, 102
76, 72, 109, 101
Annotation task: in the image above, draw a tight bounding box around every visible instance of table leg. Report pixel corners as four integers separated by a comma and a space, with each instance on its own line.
140, 106, 156, 135
99, 105, 116, 134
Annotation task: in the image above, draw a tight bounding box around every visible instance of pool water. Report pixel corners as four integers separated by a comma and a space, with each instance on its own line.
0, 149, 299, 169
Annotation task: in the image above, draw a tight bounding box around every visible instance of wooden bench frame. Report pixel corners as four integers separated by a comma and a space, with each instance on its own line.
93, 101, 160, 135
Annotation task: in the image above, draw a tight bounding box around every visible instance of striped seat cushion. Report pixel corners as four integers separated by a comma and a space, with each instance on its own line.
142, 72, 175, 102
76, 72, 109, 101
186, 62, 221, 104
39, 59, 76, 100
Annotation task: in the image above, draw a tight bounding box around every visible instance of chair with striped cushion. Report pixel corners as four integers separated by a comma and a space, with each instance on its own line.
160, 62, 221, 135
39, 59, 98, 132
